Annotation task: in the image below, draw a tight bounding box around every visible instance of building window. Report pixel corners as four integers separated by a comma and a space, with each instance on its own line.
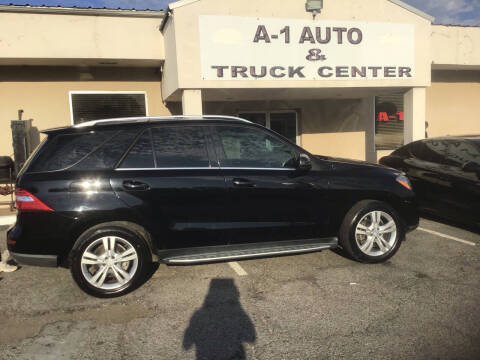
70, 91, 147, 125
375, 93, 404, 150
238, 111, 298, 144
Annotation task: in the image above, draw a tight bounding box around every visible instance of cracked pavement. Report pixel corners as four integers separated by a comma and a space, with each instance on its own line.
0, 218, 479, 360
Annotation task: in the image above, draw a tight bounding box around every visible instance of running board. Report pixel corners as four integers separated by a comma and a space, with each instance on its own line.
158, 238, 338, 265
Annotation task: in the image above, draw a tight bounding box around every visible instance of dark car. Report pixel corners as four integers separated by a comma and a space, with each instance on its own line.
8, 116, 418, 297
379, 136, 480, 227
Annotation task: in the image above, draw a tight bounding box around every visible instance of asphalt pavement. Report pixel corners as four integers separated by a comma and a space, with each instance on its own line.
0, 218, 479, 360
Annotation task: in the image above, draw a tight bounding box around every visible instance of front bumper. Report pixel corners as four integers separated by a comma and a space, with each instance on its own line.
405, 221, 419, 233
10, 252, 58, 267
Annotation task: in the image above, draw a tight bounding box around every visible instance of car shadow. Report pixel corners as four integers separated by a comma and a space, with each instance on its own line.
183, 278, 256, 360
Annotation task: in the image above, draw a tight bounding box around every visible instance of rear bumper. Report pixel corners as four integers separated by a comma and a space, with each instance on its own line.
10, 252, 58, 267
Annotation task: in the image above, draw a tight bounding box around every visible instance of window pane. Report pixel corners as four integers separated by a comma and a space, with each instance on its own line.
151, 126, 209, 168
216, 126, 295, 168
375, 93, 404, 150
120, 130, 154, 168
270, 113, 297, 143
71, 93, 146, 125
29, 130, 117, 172
75, 129, 141, 170
238, 113, 267, 127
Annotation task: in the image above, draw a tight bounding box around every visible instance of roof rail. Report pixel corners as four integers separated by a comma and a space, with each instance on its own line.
74, 115, 251, 128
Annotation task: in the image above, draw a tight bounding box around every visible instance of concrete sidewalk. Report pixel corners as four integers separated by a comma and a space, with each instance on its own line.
0, 207, 15, 227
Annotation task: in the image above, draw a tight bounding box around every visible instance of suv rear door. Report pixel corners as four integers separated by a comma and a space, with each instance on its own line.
110, 124, 229, 250
16, 128, 135, 257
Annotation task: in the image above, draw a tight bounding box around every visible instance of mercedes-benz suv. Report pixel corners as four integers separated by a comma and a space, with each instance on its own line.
8, 116, 418, 297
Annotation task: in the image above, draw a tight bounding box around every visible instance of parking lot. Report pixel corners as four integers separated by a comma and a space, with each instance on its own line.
0, 218, 479, 360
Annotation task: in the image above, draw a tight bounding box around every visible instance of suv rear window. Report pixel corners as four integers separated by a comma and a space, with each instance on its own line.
28, 130, 118, 172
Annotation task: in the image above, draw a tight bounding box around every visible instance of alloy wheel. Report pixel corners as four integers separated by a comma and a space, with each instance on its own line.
355, 211, 397, 257
80, 236, 138, 290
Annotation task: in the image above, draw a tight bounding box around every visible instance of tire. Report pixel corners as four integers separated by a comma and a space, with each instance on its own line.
70, 224, 152, 298
339, 200, 404, 263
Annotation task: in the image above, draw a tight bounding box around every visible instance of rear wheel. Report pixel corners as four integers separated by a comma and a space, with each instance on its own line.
70, 225, 151, 298
339, 200, 404, 263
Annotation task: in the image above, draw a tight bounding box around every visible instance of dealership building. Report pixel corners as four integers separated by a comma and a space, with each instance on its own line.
0, 0, 479, 163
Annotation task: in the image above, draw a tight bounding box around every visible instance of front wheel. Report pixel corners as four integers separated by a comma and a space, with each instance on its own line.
339, 200, 404, 263
70, 225, 152, 298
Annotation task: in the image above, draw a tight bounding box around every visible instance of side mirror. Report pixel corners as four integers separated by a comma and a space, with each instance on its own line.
297, 154, 312, 171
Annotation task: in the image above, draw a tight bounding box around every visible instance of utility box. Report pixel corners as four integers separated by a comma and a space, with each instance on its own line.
11, 118, 33, 175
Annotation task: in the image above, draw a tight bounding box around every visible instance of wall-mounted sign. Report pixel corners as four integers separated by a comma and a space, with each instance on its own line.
199, 16, 415, 81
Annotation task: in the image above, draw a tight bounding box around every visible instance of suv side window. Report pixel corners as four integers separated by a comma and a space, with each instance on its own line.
119, 126, 210, 169
214, 125, 296, 168
120, 130, 155, 169
151, 126, 210, 168
74, 129, 141, 170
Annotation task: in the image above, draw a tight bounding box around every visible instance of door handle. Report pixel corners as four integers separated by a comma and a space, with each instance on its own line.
123, 180, 150, 191
232, 178, 256, 188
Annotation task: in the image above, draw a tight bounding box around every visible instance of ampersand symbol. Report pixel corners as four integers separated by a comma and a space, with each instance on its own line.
306, 49, 325, 61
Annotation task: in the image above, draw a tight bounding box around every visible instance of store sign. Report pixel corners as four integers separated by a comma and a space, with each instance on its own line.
199, 16, 415, 81
377, 111, 404, 122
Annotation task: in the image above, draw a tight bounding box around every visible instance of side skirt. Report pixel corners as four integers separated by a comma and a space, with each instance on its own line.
156, 237, 338, 265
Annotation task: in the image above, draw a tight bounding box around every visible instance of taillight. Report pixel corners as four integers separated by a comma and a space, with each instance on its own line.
15, 189, 54, 212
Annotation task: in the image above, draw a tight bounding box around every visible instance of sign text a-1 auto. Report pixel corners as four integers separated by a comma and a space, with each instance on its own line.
204, 21, 414, 80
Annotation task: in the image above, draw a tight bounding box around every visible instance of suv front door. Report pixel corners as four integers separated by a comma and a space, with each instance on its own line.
211, 124, 329, 245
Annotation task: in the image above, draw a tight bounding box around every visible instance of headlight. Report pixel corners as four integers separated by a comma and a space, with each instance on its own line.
396, 175, 412, 190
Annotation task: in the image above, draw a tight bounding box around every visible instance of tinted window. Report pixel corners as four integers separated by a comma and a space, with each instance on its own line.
270, 113, 297, 144
215, 125, 296, 168
29, 130, 117, 172
238, 113, 266, 127
427, 139, 480, 167
71, 93, 146, 125
120, 130, 155, 169
238, 112, 297, 144
74, 129, 140, 170
375, 93, 404, 150
410, 141, 447, 164
391, 144, 410, 157
151, 126, 210, 168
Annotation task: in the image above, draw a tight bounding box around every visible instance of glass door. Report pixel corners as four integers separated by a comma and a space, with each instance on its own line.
238, 111, 298, 145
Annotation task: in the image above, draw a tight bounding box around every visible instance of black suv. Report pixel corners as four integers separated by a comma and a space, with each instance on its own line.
8, 116, 418, 297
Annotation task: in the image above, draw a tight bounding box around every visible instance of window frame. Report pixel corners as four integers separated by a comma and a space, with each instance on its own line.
69, 90, 149, 126
237, 110, 300, 145
210, 123, 299, 171
116, 124, 217, 171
